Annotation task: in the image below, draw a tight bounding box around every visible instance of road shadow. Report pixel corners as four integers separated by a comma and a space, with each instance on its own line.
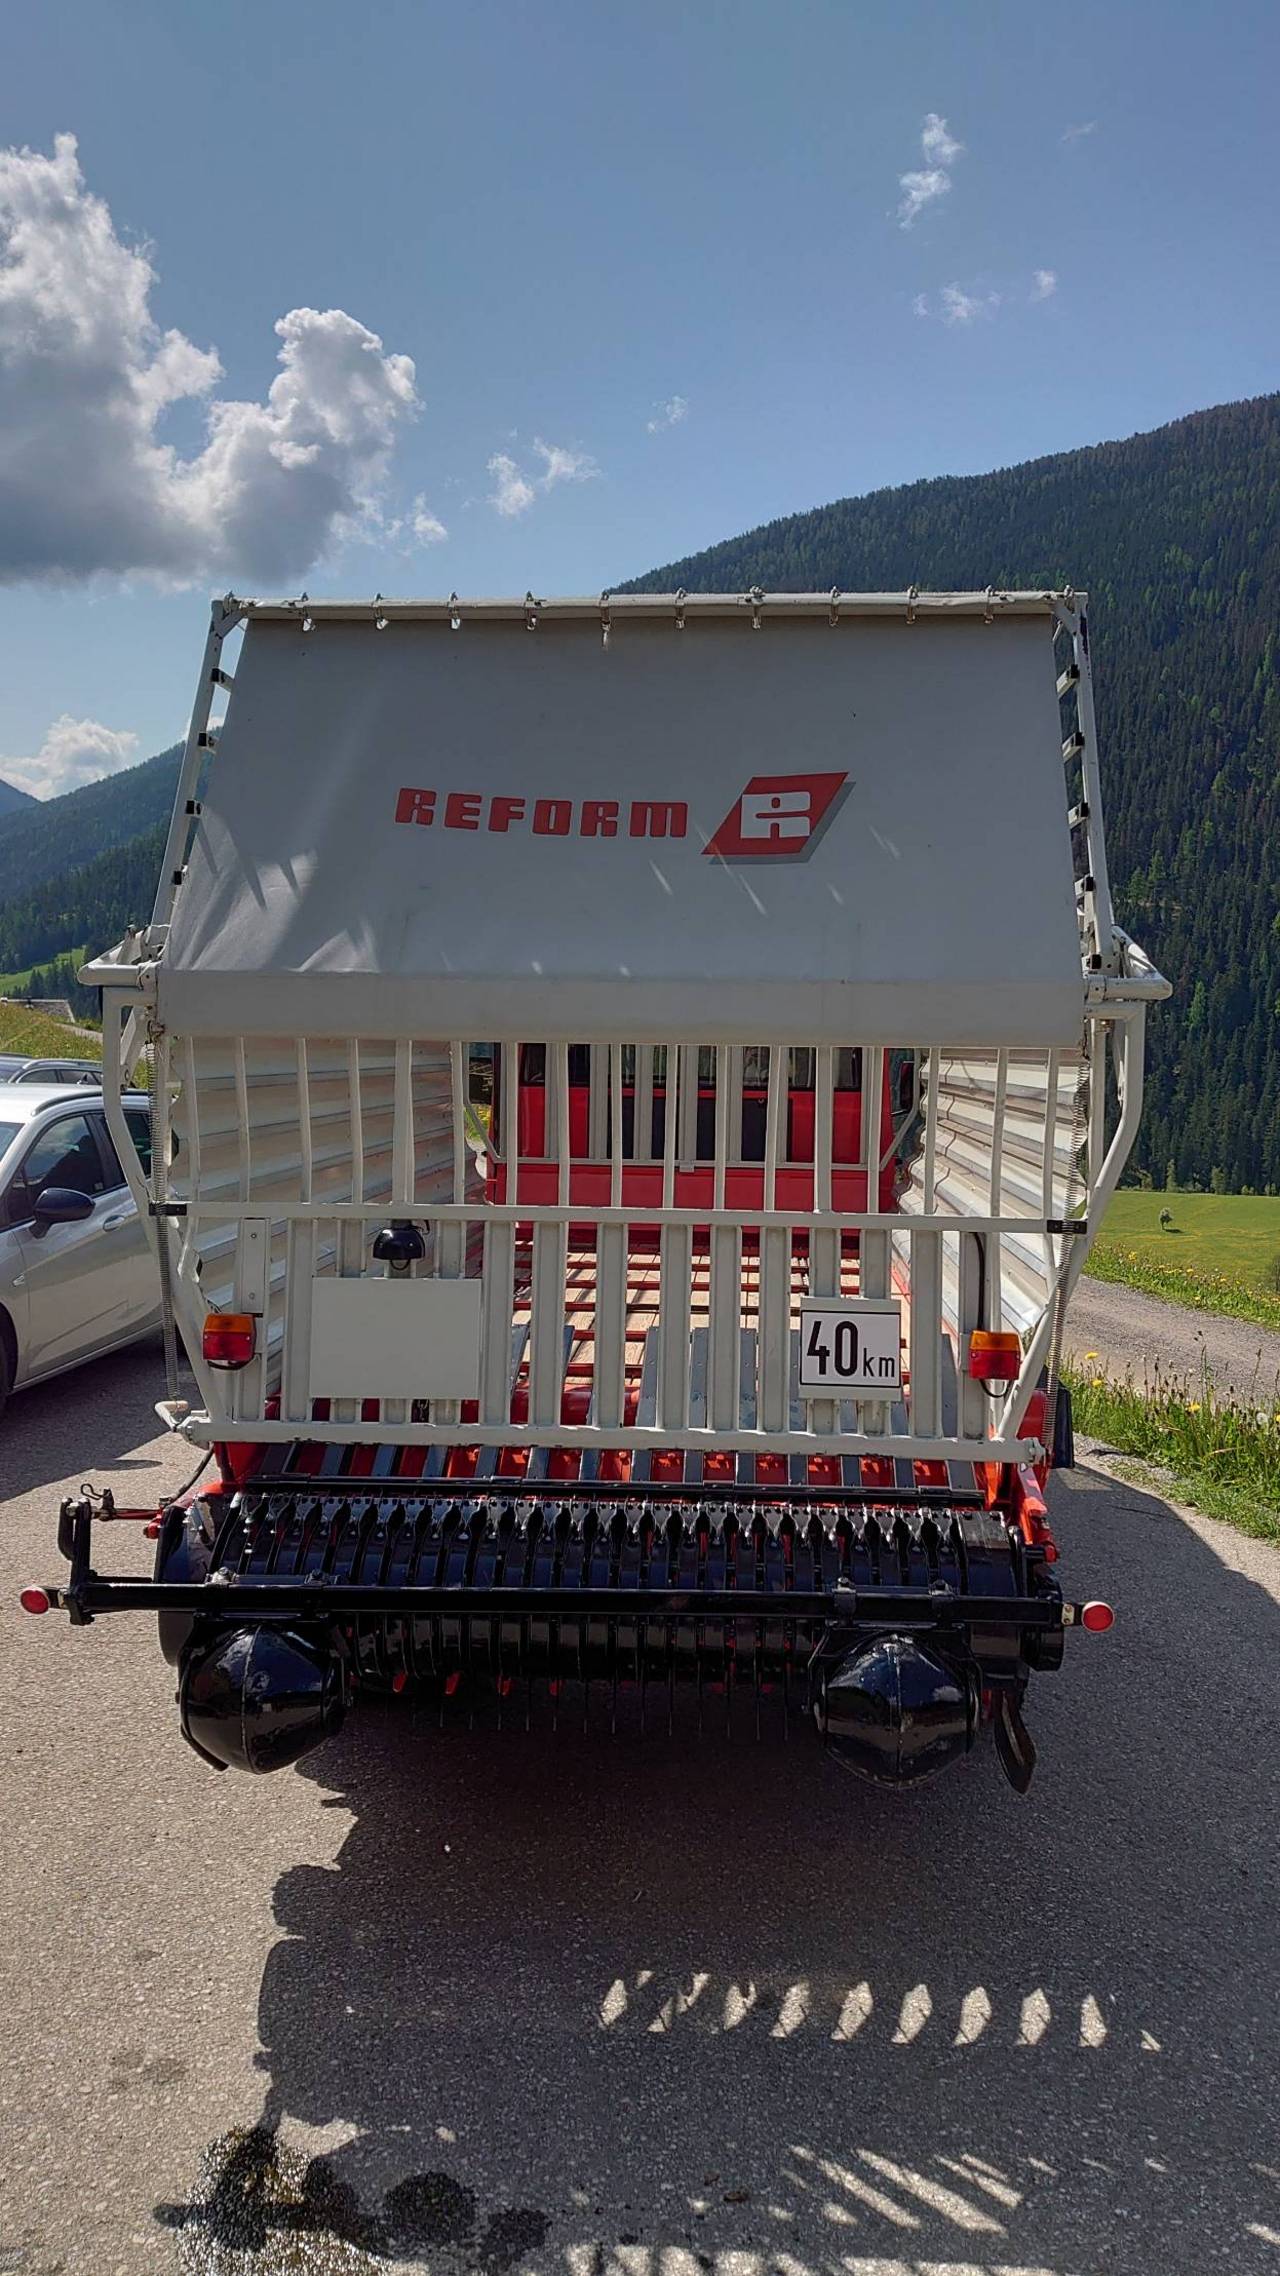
158, 1466, 1280, 2274
1, 1334, 195, 1496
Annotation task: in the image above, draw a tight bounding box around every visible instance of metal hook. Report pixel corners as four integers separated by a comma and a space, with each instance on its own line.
906, 584, 919, 625
748, 584, 764, 632
983, 586, 996, 624
448, 590, 461, 632
675, 587, 686, 631
525, 589, 540, 632
599, 589, 611, 650
829, 588, 842, 627
373, 591, 387, 631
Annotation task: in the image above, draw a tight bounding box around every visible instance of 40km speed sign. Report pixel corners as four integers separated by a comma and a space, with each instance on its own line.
799, 1299, 903, 1395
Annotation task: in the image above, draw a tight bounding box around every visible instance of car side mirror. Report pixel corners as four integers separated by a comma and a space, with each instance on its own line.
30, 1186, 95, 1234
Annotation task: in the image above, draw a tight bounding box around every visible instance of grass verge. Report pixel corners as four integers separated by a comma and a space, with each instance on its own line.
0, 1000, 103, 1060
1084, 1240, 1280, 1334
1066, 1357, 1280, 1546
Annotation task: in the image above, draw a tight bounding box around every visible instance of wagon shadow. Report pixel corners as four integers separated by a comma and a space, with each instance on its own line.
163, 1466, 1280, 2274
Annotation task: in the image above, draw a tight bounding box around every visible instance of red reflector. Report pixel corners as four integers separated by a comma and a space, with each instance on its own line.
444, 1671, 461, 1696
968, 1331, 1022, 1383
1081, 1600, 1115, 1633
202, 1312, 257, 1369
391, 1670, 408, 1695
20, 1587, 50, 1616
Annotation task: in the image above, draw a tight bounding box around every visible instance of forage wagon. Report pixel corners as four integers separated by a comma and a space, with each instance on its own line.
26, 588, 1168, 1789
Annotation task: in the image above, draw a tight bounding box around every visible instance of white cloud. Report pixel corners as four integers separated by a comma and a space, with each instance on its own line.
486, 452, 537, 518
532, 437, 599, 488
939, 282, 1001, 325
912, 292, 931, 319
647, 394, 689, 433
898, 167, 952, 228
1, 714, 139, 799
409, 496, 447, 543
0, 134, 420, 587
897, 113, 964, 227
920, 112, 963, 166
1031, 268, 1058, 302
486, 437, 599, 517
1061, 121, 1097, 144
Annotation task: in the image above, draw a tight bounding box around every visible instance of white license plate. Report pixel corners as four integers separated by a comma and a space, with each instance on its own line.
799, 1299, 903, 1394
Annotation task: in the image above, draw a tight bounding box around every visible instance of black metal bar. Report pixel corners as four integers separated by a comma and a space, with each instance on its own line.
227, 1472, 986, 1510
42, 1575, 1064, 1629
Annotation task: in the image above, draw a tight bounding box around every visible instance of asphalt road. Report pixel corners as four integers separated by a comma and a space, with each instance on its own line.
3, 1340, 1280, 2276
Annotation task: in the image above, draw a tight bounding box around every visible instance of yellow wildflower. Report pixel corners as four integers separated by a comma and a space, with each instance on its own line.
1091, 1375, 1105, 1388
1188, 1400, 1201, 1413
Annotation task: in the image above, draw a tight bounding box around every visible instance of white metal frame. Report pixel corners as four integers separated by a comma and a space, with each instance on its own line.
86, 589, 1169, 1471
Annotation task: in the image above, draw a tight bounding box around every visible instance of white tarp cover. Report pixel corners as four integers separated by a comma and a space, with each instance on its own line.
159, 608, 1084, 1044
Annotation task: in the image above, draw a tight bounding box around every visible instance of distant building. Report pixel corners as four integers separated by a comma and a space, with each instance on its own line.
27, 998, 76, 1024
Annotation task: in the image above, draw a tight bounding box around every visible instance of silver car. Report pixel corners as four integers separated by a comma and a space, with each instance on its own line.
0, 1084, 161, 1421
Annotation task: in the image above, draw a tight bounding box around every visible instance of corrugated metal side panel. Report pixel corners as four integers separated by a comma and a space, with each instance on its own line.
169, 1037, 479, 1394
895, 1048, 1088, 1343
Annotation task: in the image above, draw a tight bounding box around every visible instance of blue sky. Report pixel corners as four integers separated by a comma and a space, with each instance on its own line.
2, 0, 1278, 792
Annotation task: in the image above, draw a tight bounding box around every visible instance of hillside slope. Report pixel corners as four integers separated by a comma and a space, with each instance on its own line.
0, 743, 180, 906
624, 392, 1280, 1192
0, 778, 36, 819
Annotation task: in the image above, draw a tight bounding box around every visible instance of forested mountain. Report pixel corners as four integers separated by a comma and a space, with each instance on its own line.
0, 742, 180, 906
0, 778, 36, 819
624, 392, 1280, 1192
0, 821, 164, 976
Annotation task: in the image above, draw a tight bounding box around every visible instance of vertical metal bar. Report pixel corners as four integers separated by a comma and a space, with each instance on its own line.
815, 1047, 834, 1214
758, 1221, 791, 1433
450, 1039, 467, 1204
529, 1221, 568, 1426
233, 1213, 270, 1426
713, 1043, 730, 1211
502, 1041, 519, 1207
609, 1043, 624, 1209
282, 1218, 315, 1425
393, 1040, 414, 1208
234, 1038, 251, 1201
923, 1047, 939, 1211
347, 1039, 364, 1204
805, 1047, 839, 1435
657, 1223, 692, 1430
587, 1043, 608, 1159
633, 1045, 654, 1164
679, 1045, 699, 1160
909, 1228, 943, 1439
763, 1043, 782, 1213
296, 1038, 313, 1203
957, 1230, 986, 1440
707, 1224, 742, 1431
594, 1221, 627, 1430
663, 1042, 679, 1205
988, 1048, 1008, 1332
479, 1219, 516, 1426
176, 1036, 201, 1283
1042, 1046, 1061, 1282
857, 1046, 888, 1433
553, 1042, 570, 1208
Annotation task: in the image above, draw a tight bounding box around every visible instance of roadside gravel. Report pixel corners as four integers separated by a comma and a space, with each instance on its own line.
1066, 1274, 1280, 1395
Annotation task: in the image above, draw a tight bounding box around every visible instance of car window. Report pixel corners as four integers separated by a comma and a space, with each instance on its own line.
124, 1107, 153, 1177
20, 1113, 110, 1203
0, 1122, 20, 1157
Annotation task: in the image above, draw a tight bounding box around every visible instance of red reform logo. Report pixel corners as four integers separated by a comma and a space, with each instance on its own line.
703, 771, 850, 861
